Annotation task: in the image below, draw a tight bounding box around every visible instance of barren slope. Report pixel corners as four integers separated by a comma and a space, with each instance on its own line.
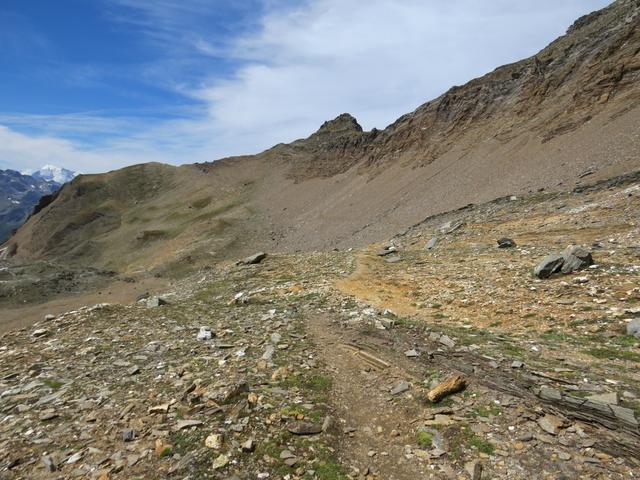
3, 0, 640, 274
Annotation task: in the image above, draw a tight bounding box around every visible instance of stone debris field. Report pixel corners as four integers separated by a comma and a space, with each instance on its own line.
1, 176, 639, 479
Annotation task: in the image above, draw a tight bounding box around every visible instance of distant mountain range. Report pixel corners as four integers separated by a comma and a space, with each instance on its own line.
22, 165, 77, 185
0, 166, 77, 243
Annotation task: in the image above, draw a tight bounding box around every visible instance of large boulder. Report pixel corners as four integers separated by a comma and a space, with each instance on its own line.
561, 245, 593, 274
534, 254, 565, 279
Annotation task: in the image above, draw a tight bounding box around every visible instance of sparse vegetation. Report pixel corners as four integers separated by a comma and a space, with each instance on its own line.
416, 430, 434, 448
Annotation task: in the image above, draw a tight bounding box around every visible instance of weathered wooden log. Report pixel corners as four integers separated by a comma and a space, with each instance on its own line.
427, 374, 466, 402
356, 350, 391, 369
344, 343, 391, 369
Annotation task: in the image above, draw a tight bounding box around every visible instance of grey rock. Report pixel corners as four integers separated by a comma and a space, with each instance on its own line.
122, 429, 137, 442
539, 386, 562, 401
42, 455, 57, 472
376, 318, 394, 330
321, 415, 334, 432
537, 414, 564, 435
175, 420, 204, 430
44, 314, 56, 321
439, 335, 456, 348
426, 237, 438, 250
558, 451, 572, 461
404, 349, 419, 357
497, 238, 516, 248
197, 326, 213, 341
465, 460, 483, 480
66, 451, 83, 465
238, 252, 267, 265
390, 380, 411, 395
626, 318, 640, 338
534, 254, 564, 279
261, 345, 275, 361
610, 405, 639, 427
586, 392, 618, 406
439, 220, 464, 234
214, 380, 249, 404
146, 296, 168, 308
241, 439, 255, 452
32, 328, 49, 338
561, 245, 593, 274
287, 421, 322, 435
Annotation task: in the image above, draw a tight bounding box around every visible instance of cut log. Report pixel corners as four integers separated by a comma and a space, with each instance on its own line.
427, 374, 466, 403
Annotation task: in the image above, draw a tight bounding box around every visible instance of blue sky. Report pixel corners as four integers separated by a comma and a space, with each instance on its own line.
0, 0, 612, 173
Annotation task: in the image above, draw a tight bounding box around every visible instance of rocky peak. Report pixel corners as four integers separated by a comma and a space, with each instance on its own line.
315, 113, 363, 136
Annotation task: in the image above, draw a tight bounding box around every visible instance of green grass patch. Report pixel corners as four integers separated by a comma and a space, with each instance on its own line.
501, 343, 524, 357
416, 431, 433, 448
42, 379, 64, 390
612, 335, 639, 347
159, 446, 173, 458
448, 425, 495, 461
468, 435, 495, 455
282, 374, 332, 392
313, 460, 349, 480
471, 404, 501, 418
584, 347, 640, 363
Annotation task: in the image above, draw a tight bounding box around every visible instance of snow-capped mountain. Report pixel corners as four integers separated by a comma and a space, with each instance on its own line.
0, 169, 68, 243
22, 164, 77, 185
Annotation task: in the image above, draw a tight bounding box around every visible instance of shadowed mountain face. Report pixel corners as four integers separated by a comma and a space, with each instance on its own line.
0, 170, 60, 243
4, 0, 640, 273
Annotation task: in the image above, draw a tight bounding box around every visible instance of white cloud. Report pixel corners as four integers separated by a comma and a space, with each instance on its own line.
0, 124, 160, 173
198, 0, 613, 149
1, 0, 613, 173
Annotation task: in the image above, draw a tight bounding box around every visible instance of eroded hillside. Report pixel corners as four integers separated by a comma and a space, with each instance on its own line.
3, 0, 640, 276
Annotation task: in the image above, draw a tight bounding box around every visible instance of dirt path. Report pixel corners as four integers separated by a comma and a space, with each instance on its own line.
307, 313, 441, 479
334, 251, 419, 318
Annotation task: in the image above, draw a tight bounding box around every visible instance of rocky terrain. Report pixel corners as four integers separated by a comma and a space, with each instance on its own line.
1, 173, 639, 479
1, 2, 640, 479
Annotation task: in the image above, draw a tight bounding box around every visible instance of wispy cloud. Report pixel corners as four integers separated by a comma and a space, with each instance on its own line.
1, 0, 613, 173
